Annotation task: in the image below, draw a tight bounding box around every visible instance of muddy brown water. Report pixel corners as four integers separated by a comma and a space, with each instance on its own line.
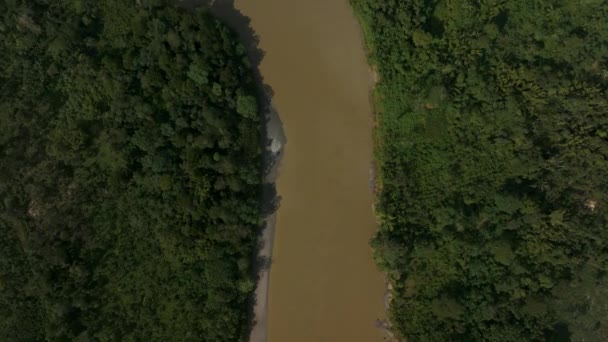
203, 0, 387, 341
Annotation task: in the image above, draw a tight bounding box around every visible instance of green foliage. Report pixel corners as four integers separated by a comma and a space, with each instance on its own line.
351, 0, 608, 340
0, 0, 261, 340
236, 93, 258, 119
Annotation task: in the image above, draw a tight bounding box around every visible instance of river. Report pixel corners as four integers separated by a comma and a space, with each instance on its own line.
205, 0, 386, 341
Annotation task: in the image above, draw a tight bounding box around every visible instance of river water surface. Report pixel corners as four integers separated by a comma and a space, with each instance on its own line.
214, 1, 386, 341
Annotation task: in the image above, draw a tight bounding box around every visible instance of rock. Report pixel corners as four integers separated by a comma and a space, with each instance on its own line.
270, 138, 282, 153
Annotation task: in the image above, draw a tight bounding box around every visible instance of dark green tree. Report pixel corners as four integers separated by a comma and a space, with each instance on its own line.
0, 0, 262, 340
351, 0, 608, 340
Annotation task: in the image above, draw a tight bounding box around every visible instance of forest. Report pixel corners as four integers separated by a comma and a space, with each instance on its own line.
350, 0, 608, 341
0, 0, 261, 340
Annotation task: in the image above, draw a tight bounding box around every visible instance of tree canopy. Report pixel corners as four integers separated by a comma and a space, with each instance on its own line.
0, 0, 261, 340
351, 0, 608, 340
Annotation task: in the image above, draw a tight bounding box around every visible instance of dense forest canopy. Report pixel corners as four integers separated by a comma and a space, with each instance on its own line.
0, 0, 261, 340
351, 0, 608, 340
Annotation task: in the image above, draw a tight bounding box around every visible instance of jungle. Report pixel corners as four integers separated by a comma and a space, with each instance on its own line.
351, 0, 608, 340
0, 0, 261, 340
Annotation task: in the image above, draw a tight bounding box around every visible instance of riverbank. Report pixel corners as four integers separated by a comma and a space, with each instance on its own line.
351, 3, 398, 341
179, 1, 285, 341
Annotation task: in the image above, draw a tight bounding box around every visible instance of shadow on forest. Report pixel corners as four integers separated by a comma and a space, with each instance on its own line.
179, 0, 285, 339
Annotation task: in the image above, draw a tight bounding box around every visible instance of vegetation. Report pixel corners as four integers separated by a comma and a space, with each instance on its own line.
0, 0, 261, 340
351, 0, 608, 340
